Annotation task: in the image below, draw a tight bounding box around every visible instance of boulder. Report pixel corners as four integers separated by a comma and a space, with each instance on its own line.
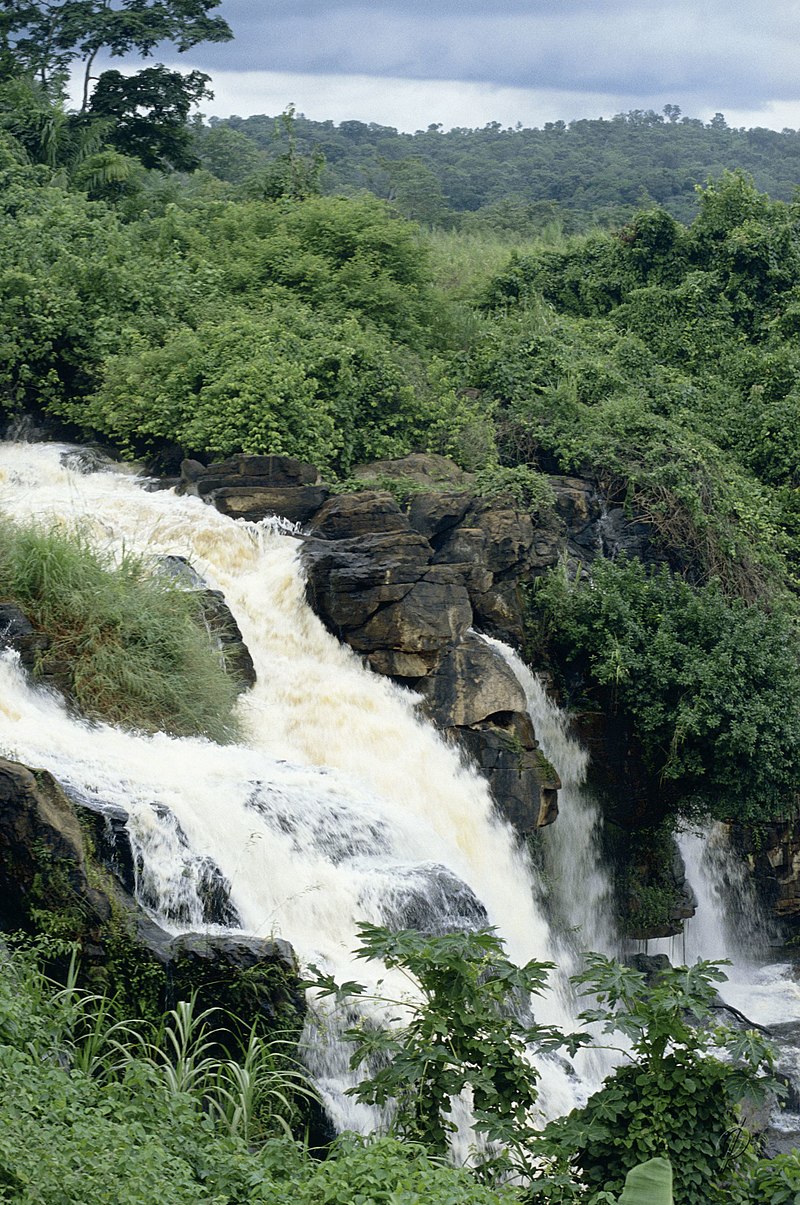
416, 632, 526, 729
732, 818, 800, 934
456, 714, 560, 833
177, 454, 328, 526
0, 603, 49, 673
180, 454, 319, 494
209, 485, 329, 525
303, 533, 472, 654
352, 453, 473, 489
407, 491, 474, 541
308, 492, 410, 539
162, 933, 304, 1035
158, 556, 256, 690
0, 758, 109, 933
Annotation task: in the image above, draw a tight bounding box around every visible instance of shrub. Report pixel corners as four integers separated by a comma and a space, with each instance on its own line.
537, 957, 778, 1204
535, 556, 800, 823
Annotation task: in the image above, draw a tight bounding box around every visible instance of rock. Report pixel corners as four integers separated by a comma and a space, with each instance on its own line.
367, 649, 440, 678
431, 503, 542, 641
600, 506, 664, 564
308, 492, 410, 539
303, 533, 472, 654
407, 491, 474, 541
209, 485, 329, 525
0, 603, 48, 673
0, 758, 111, 933
197, 589, 257, 690
71, 797, 137, 896
352, 453, 473, 488
378, 864, 489, 934
456, 715, 560, 832
550, 476, 602, 546
59, 446, 116, 475
157, 556, 256, 690
0, 755, 304, 1045
180, 454, 319, 493
417, 633, 526, 729
176, 454, 328, 526
624, 952, 673, 982
301, 488, 560, 834
732, 819, 800, 935
164, 933, 304, 1035
158, 555, 207, 590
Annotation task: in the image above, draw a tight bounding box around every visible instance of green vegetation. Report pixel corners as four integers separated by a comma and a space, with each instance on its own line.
312, 927, 782, 1202
311, 924, 579, 1183
199, 108, 800, 229
0, 939, 515, 1203
0, 519, 240, 740
2, 931, 788, 1203
538, 954, 777, 1203
536, 558, 800, 823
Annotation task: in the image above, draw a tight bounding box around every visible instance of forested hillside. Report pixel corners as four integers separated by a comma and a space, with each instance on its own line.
197, 107, 800, 230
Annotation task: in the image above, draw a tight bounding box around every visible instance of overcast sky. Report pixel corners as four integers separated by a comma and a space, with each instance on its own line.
74, 0, 800, 132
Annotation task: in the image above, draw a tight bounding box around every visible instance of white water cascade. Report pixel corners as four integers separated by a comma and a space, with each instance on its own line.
0, 441, 601, 1128
484, 638, 617, 959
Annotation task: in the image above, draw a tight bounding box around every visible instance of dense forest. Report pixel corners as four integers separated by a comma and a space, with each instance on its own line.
2, 2, 800, 1200
198, 107, 800, 229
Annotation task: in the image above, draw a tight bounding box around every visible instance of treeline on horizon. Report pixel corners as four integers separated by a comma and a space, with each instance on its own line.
197, 104, 800, 230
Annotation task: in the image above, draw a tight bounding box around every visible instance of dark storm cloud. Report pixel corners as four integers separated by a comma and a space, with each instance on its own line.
189, 0, 797, 108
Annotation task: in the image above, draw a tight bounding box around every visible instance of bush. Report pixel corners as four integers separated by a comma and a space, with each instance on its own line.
537, 956, 777, 1204
0, 519, 241, 741
81, 302, 446, 474
536, 556, 800, 822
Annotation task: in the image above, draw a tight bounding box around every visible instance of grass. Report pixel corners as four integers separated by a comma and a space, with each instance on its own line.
0, 939, 509, 1204
423, 226, 566, 299
0, 518, 242, 742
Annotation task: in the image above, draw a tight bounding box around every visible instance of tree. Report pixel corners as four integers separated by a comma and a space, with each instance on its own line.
88, 64, 210, 170
309, 924, 584, 1183
0, 1, 231, 109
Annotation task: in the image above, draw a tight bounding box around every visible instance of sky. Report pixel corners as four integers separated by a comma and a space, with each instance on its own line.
72, 0, 800, 132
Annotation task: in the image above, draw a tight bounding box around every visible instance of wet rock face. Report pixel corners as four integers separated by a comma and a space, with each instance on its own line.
0, 604, 49, 674
158, 555, 256, 691
0, 758, 109, 933
733, 820, 800, 935
178, 454, 328, 525
301, 491, 559, 835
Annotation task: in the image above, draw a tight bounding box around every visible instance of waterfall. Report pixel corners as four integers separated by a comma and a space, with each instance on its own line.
0, 441, 596, 1127
675, 826, 800, 1031
483, 638, 617, 958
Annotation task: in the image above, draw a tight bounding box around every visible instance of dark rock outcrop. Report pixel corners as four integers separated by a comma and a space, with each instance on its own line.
158, 555, 256, 690
0, 756, 304, 1042
301, 489, 558, 834
733, 819, 800, 935
0, 603, 49, 673
304, 496, 472, 661
178, 454, 328, 526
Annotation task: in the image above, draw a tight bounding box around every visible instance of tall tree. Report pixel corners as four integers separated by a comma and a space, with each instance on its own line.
0, 0, 231, 108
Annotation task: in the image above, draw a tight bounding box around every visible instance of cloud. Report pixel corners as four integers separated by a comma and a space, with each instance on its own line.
132, 65, 797, 136
184, 0, 800, 111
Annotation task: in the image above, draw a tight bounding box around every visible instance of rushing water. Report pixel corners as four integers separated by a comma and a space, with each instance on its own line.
0, 441, 598, 1127
484, 638, 617, 960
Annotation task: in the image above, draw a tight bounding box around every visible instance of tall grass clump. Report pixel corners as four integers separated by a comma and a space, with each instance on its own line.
0, 518, 241, 741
